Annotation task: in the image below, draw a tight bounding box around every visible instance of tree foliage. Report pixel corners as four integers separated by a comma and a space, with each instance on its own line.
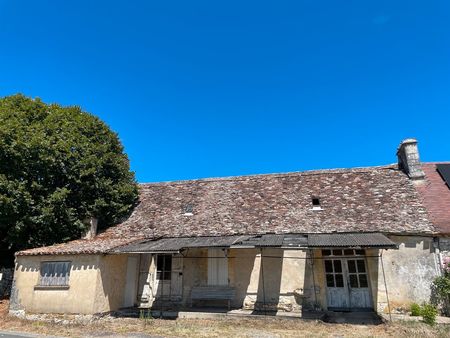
0, 94, 138, 263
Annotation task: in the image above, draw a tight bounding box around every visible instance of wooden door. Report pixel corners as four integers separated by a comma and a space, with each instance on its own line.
346, 258, 372, 309
323, 250, 372, 311
324, 258, 349, 309
170, 254, 183, 301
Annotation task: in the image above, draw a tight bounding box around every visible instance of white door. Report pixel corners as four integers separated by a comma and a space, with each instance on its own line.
324, 250, 372, 310
123, 256, 138, 307
346, 258, 372, 309
208, 248, 228, 286
324, 258, 348, 309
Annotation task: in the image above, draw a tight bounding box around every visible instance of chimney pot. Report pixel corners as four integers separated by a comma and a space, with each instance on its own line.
396, 138, 425, 180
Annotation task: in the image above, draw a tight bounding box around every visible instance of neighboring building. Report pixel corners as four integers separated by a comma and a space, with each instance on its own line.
9, 139, 448, 316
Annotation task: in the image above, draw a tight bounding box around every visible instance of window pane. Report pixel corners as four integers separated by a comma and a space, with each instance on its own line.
324, 260, 333, 273
157, 255, 172, 280
335, 274, 344, 287
359, 274, 368, 287
333, 260, 342, 273
165, 255, 172, 272
333, 250, 343, 256
326, 274, 335, 287
39, 262, 70, 286
322, 250, 331, 256
348, 260, 357, 273
157, 255, 164, 271
357, 260, 366, 273
164, 271, 171, 280
355, 249, 365, 255
349, 275, 359, 288
344, 249, 354, 256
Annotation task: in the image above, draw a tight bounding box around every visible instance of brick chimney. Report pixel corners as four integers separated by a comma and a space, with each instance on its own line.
396, 138, 425, 180
83, 217, 98, 240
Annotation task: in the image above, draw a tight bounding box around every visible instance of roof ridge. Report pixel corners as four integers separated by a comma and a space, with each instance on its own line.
138, 163, 399, 186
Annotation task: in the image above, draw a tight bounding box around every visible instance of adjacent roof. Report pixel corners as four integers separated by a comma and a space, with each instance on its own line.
415, 163, 450, 234
18, 164, 436, 256
308, 233, 397, 248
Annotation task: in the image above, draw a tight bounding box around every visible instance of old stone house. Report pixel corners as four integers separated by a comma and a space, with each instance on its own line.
9, 139, 450, 316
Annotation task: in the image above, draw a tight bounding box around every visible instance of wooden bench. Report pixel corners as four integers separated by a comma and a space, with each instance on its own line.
190, 286, 236, 310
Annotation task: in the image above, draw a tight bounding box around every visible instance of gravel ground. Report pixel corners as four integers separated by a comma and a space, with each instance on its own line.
2, 299, 450, 338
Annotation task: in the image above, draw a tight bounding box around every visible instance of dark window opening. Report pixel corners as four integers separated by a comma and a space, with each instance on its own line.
156, 254, 172, 280
183, 204, 193, 214
312, 197, 321, 207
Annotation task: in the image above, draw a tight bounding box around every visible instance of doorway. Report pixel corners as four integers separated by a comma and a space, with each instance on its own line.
323, 249, 372, 311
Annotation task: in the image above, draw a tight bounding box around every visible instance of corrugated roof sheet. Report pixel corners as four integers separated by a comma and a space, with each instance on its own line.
115, 235, 249, 253
232, 234, 308, 248
282, 234, 309, 248
307, 233, 397, 248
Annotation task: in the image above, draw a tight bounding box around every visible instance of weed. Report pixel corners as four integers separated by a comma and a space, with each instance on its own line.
421, 303, 438, 326
410, 303, 422, 316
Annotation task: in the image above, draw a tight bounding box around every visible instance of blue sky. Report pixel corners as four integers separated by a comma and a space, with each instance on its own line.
0, 1, 449, 182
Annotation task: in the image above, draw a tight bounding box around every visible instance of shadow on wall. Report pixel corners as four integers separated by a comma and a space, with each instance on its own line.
130, 249, 322, 317
254, 248, 283, 313
301, 250, 321, 311
232, 250, 257, 309
98, 255, 128, 314
10, 258, 100, 312
15, 260, 99, 273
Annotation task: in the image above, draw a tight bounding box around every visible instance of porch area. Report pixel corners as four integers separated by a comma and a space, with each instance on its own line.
115, 233, 397, 316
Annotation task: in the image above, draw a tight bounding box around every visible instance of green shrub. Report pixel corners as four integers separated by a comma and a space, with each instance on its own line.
410, 303, 422, 316
421, 303, 438, 325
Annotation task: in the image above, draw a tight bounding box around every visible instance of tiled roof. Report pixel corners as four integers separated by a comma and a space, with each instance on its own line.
17, 164, 436, 256
415, 163, 450, 234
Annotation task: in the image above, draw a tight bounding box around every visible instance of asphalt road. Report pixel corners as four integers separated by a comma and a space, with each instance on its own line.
0, 333, 162, 338
0, 333, 60, 338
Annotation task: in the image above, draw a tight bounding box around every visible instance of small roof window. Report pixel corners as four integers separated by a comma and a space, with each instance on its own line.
311, 197, 322, 210
182, 204, 194, 216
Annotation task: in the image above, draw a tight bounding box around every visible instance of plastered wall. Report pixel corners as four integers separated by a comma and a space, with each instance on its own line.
177, 248, 312, 311
377, 235, 440, 313
11, 254, 130, 314
11, 236, 440, 315
12, 255, 101, 314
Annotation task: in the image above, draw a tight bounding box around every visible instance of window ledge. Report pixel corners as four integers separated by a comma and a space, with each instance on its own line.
34, 285, 70, 291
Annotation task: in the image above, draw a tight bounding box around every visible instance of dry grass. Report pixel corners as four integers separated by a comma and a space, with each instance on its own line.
1, 300, 450, 338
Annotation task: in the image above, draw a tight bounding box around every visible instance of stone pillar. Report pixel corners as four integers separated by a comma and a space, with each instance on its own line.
396, 138, 425, 180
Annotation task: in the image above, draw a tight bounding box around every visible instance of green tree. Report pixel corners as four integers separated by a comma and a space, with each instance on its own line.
0, 94, 138, 265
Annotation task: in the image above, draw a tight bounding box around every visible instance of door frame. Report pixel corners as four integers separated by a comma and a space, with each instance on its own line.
322, 249, 373, 312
